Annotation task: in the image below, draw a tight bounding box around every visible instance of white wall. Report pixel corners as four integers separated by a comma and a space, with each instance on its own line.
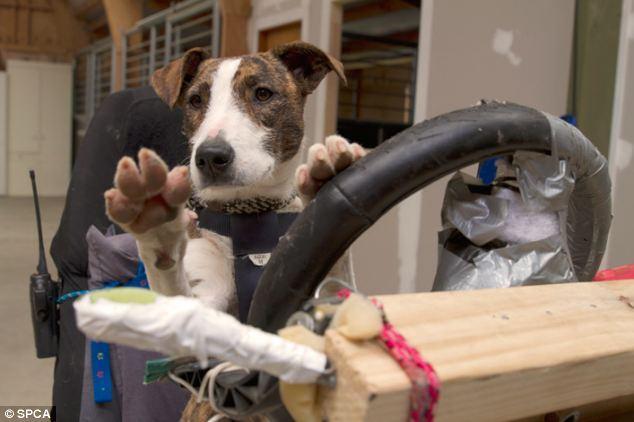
606, 0, 634, 268
412, 0, 575, 290
353, 0, 576, 294
0, 71, 6, 195
7, 60, 72, 197
248, 0, 576, 293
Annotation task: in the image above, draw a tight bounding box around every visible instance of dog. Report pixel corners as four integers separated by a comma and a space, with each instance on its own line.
104, 42, 364, 419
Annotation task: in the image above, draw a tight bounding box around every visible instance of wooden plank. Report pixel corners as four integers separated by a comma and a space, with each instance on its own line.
321, 280, 634, 421
219, 0, 250, 57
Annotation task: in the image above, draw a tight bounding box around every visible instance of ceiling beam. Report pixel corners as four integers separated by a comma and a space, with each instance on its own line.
102, 0, 142, 90
71, 0, 102, 18
343, 0, 418, 22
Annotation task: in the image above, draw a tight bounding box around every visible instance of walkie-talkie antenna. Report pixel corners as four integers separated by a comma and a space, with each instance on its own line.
29, 170, 49, 275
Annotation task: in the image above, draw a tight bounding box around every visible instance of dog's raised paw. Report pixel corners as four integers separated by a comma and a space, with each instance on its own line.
295, 135, 366, 201
105, 148, 192, 234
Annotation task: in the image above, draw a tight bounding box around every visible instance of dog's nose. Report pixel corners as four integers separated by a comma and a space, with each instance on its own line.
195, 140, 235, 176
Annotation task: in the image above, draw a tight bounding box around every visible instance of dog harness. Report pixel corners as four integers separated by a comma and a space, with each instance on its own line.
197, 209, 298, 322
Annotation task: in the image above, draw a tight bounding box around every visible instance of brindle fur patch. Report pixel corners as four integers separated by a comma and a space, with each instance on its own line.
151, 48, 210, 108
178, 59, 221, 141
233, 55, 305, 162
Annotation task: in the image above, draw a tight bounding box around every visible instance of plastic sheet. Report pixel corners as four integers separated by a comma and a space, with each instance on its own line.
433, 152, 579, 291
74, 289, 327, 384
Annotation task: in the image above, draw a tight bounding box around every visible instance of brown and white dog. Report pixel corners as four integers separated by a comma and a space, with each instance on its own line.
104, 42, 363, 417
105, 41, 363, 309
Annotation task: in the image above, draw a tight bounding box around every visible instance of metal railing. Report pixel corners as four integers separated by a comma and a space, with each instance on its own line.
121, 0, 220, 89
71, 0, 221, 154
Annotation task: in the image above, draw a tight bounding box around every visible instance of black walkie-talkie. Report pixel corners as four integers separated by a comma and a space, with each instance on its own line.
29, 170, 59, 358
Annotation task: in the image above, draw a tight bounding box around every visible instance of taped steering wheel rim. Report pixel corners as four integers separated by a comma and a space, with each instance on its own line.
247, 101, 611, 333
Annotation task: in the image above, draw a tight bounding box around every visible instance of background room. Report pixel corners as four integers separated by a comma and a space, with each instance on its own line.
0, 0, 632, 413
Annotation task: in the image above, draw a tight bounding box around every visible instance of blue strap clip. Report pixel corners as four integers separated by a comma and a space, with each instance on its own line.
90, 262, 148, 403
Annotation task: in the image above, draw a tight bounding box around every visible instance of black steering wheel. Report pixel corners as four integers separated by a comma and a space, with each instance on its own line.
248, 101, 611, 333
212, 101, 611, 418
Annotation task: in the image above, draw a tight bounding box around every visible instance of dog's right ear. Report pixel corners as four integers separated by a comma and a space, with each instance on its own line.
270, 41, 346, 95
151, 48, 210, 108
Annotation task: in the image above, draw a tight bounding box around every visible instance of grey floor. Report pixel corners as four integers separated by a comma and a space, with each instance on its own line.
0, 196, 65, 406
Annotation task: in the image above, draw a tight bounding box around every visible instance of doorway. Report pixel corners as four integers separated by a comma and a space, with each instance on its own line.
336, 0, 421, 148
258, 21, 301, 52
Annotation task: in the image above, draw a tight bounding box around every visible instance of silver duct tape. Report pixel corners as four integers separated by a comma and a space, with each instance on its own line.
544, 114, 612, 281
441, 172, 509, 246
514, 152, 574, 212
433, 230, 575, 291
433, 114, 611, 291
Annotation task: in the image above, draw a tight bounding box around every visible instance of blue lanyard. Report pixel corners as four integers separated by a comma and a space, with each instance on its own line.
62, 262, 148, 403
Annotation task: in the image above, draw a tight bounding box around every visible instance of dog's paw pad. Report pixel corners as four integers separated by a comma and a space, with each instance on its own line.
105, 188, 143, 225
325, 135, 354, 171
115, 157, 145, 200
297, 136, 366, 201
295, 164, 319, 198
139, 148, 169, 196
107, 150, 188, 234
162, 166, 192, 206
306, 143, 334, 181
128, 197, 175, 234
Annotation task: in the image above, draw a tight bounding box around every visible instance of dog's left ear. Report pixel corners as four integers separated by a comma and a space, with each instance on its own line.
270, 41, 346, 95
151, 48, 210, 108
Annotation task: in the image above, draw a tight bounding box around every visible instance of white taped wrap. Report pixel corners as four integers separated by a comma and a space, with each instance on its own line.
73, 293, 327, 383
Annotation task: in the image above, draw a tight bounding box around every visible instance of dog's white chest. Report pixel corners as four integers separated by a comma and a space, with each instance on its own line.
183, 229, 236, 311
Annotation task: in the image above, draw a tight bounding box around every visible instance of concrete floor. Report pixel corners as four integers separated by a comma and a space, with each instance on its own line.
0, 196, 65, 406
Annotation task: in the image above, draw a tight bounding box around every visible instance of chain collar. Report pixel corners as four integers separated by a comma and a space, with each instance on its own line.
188, 193, 297, 214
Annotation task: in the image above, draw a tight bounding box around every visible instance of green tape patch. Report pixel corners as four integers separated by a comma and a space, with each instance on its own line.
89, 287, 158, 304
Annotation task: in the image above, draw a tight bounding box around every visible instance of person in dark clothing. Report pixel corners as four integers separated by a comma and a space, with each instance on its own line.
50, 86, 189, 421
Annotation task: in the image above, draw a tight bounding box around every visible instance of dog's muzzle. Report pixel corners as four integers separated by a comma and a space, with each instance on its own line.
195, 138, 235, 179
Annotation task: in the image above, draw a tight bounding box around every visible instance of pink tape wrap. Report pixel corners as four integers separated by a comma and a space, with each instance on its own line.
337, 289, 440, 422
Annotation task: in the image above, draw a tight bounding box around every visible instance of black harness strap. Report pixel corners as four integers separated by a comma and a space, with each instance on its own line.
198, 210, 298, 322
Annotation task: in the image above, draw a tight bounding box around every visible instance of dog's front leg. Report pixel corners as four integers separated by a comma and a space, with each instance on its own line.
134, 213, 191, 297
105, 148, 193, 297
295, 135, 367, 286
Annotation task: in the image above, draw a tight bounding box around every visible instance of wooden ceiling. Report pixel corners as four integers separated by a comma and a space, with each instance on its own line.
0, 0, 90, 65
0, 0, 419, 68
0, 0, 175, 66
69, 0, 173, 40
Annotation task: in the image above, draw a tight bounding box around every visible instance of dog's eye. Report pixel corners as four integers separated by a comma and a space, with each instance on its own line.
189, 94, 203, 109
254, 87, 273, 102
